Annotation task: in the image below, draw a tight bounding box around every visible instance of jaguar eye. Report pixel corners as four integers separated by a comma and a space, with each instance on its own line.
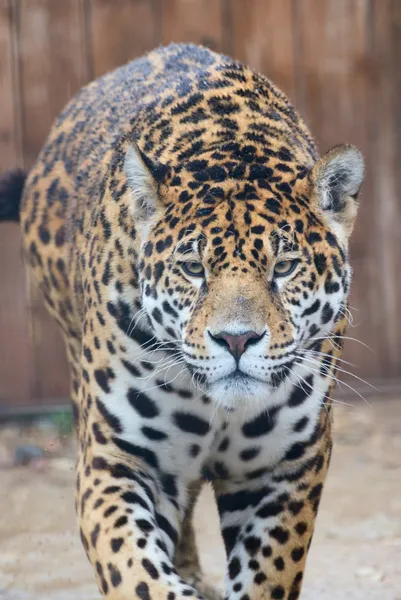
274, 259, 299, 277
181, 261, 205, 278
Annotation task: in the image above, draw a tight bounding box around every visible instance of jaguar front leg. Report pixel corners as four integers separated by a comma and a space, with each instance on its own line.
215, 408, 332, 600
76, 395, 207, 600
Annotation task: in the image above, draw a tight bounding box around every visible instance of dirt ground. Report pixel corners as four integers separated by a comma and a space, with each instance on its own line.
0, 398, 400, 600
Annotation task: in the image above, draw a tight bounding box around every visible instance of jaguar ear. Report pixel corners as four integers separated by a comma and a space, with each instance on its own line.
311, 144, 365, 241
125, 144, 168, 225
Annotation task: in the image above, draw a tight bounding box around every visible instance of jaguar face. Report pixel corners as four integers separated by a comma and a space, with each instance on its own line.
126, 143, 364, 409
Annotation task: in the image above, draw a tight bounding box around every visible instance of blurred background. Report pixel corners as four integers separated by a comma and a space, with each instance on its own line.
0, 0, 401, 412
1, 0, 400, 415
0, 2, 400, 599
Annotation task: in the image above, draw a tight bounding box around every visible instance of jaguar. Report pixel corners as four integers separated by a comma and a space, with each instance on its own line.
0, 43, 364, 600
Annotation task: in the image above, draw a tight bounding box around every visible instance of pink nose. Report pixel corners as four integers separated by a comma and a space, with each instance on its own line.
209, 330, 265, 360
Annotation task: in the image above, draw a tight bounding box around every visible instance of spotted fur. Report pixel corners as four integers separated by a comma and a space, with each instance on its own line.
17, 44, 364, 600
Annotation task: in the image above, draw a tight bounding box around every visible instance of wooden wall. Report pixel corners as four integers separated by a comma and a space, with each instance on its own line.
0, 0, 400, 409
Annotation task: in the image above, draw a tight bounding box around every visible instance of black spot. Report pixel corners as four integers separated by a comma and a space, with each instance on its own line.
218, 437, 230, 452
136, 582, 150, 600
92, 422, 107, 444
242, 407, 279, 437
254, 572, 267, 585
307, 232, 322, 244
301, 299, 321, 317
269, 526, 289, 544
161, 473, 178, 498
114, 515, 128, 528
94, 368, 114, 393
152, 307, 163, 324
96, 398, 122, 433
289, 501, 304, 516
265, 198, 281, 215
127, 388, 159, 418
111, 537, 124, 553
144, 241, 153, 257
293, 416, 309, 432
221, 525, 240, 555
155, 512, 178, 545
189, 444, 201, 457
321, 301, 334, 324
90, 524, 100, 548
308, 482, 323, 501
284, 443, 305, 461
218, 486, 273, 513
141, 426, 167, 441
142, 558, 159, 580
214, 461, 229, 478
228, 556, 241, 580
162, 300, 179, 319
314, 253, 327, 275
249, 164, 273, 180
325, 278, 340, 294
256, 500, 282, 519
136, 519, 154, 534
295, 522, 308, 535
113, 438, 159, 469
108, 563, 122, 587
240, 447, 260, 461
272, 586, 285, 599
38, 225, 51, 244
244, 536, 261, 556
104, 506, 118, 517
291, 547, 305, 562
121, 359, 141, 377
288, 375, 313, 407
173, 412, 210, 436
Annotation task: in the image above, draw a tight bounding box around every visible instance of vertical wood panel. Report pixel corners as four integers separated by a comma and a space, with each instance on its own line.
29, 284, 70, 405
89, 0, 160, 78
0, 224, 35, 407
0, 0, 22, 169
369, 0, 401, 375
230, 0, 296, 99
292, 0, 381, 377
161, 0, 226, 51
18, 0, 89, 167
17, 0, 89, 404
0, 2, 33, 408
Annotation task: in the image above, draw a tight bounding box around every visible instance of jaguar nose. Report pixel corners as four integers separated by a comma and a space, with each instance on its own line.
209, 330, 265, 360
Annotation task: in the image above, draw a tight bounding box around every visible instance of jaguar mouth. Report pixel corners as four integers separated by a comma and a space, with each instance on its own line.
219, 369, 266, 386
218, 362, 294, 389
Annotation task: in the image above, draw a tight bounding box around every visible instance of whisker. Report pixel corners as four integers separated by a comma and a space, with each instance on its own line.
300, 363, 370, 406
300, 353, 377, 393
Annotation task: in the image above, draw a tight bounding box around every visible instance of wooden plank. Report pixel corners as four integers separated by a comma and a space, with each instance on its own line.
16, 0, 89, 404
17, 0, 89, 167
292, 0, 382, 379
293, 0, 372, 257
161, 0, 226, 52
0, 224, 35, 407
230, 0, 296, 99
29, 286, 70, 405
0, 2, 32, 409
0, 0, 22, 169
368, 0, 401, 376
89, 0, 160, 78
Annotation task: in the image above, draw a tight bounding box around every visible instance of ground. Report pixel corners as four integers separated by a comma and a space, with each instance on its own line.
0, 398, 400, 600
